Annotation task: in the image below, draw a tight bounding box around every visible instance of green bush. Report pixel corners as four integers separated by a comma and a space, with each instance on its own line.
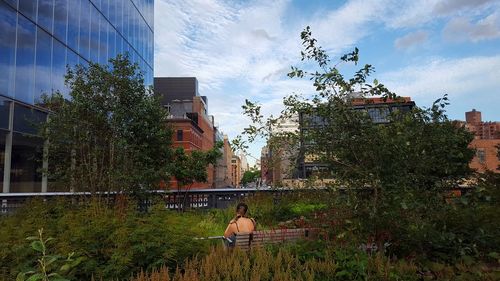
0, 197, 221, 280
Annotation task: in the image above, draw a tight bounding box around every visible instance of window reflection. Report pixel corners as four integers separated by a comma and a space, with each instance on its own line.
13, 103, 47, 135
0, 2, 17, 98
37, 0, 54, 32
79, 0, 91, 60
67, 0, 80, 51
34, 28, 52, 104
53, 0, 68, 44
15, 14, 36, 104
52, 38, 67, 97
99, 16, 108, 65
18, 0, 37, 22
89, 5, 99, 62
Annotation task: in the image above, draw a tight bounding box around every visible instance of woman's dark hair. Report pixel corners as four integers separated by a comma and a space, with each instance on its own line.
236, 203, 248, 215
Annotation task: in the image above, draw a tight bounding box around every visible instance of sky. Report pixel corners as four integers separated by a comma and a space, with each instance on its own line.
154, 0, 500, 165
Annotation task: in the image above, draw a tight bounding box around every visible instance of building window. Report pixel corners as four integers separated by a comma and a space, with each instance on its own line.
176, 130, 183, 141
477, 149, 486, 164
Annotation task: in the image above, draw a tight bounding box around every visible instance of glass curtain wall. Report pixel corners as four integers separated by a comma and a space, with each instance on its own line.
0, 0, 153, 193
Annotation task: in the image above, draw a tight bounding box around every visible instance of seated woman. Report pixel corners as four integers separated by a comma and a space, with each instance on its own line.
223, 203, 256, 246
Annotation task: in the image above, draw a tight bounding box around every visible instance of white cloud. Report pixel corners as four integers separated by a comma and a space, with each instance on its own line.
154, 0, 500, 164
443, 12, 500, 42
380, 55, 500, 103
394, 30, 429, 50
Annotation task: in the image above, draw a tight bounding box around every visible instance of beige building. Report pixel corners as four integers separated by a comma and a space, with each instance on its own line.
231, 155, 241, 187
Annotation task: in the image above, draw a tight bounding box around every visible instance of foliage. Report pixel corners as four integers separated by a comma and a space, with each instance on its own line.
131, 244, 498, 281
16, 229, 83, 281
169, 142, 222, 211
0, 198, 219, 281
233, 26, 486, 262
40, 55, 173, 192
170, 142, 223, 188
241, 169, 260, 185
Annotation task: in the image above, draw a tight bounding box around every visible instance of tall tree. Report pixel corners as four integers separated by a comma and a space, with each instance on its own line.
41, 55, 173, 193
236, 27, 476, 246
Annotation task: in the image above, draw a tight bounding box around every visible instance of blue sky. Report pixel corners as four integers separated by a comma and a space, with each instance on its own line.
155, 0, 500, 165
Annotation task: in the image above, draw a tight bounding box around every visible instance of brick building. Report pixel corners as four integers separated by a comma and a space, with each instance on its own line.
231, 155, 241, 187
463, 109, 500, 173
154, 77, 216, 189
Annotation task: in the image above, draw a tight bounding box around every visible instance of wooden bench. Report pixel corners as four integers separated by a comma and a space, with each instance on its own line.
234, 228, 317, 250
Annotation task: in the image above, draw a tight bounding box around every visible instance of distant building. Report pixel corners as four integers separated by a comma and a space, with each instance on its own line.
297, 97, 416, 178
154, 77, 216, 189
239, 152, 249, 174
262, 115, 300, 186
462, 109, 500, 173
214, 133, 233, 188
231, 155, 241, 187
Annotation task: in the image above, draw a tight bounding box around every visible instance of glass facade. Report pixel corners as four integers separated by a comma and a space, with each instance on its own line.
0, 0, 154, 192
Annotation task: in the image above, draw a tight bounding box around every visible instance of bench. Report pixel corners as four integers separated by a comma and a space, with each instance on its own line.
234, 228, 317, 250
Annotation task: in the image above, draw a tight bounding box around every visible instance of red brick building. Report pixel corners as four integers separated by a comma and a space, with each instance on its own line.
463, 109, 500, 173
154, 77, 216, 189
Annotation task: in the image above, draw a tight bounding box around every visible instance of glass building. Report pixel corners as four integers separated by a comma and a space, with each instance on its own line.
0, 0, 154, 193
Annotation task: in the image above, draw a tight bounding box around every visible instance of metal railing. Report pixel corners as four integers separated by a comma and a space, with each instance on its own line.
0, 188, 293, 214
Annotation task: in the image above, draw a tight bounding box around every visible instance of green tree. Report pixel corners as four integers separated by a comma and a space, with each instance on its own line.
170, 142, 222, 210
241, 169, 261, 185
41, 55, 173, 193
236, 27, 476, 253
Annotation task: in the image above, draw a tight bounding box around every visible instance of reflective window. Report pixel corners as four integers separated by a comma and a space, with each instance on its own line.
53, 0, 68, 44
37, 0, 54, 32
34, 28, 52, 104
0, 97, 10, 130
18, 0, 37, 22
0, 130, 7, 192
108, 26, 116, 60
89, 5, 99, 62
0, 2, 17, 98
66, 49, 79, 93
15, 15, 36, 104
78, 0, 91, 60
123, 1, 129, 42
3, 0, 17, 10
67, 0, 80, 51
51, 38, 66, 96
98, 16, 108, 64
13, 103, 47, 135
10, 132, 43, 193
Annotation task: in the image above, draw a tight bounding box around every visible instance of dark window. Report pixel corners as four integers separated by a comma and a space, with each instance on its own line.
0, 130, 7, 192
0, 1, 17, 98
13, 103, 47, 135
177, 130, 183, 141
10, 132, 43, 192
0, 97, 10, 130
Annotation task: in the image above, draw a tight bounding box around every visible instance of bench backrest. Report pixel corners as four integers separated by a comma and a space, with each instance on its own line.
235, 228, 315, 250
